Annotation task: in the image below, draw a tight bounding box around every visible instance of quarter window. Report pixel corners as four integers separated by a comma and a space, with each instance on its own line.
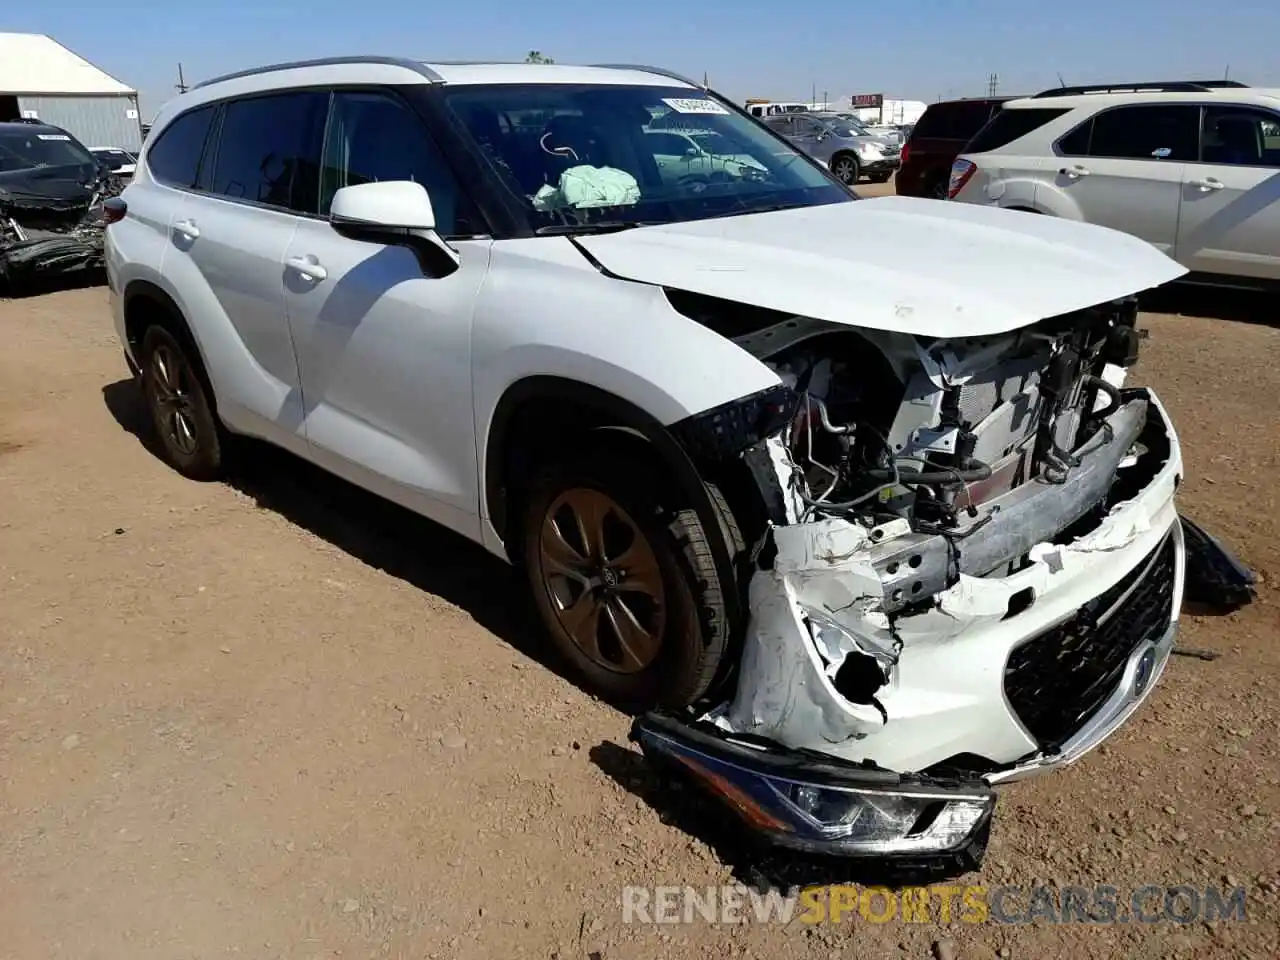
207, 91, 326, 212
146, 105, 215, 188
965, 107, 1068, 153
319, 90, 472, 236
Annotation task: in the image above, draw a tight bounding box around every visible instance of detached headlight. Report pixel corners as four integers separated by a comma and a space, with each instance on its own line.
777, 781, 993, 853
632, 712, 996, 862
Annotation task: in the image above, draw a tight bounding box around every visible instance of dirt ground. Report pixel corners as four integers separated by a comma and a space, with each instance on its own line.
2, 215, 1278, 957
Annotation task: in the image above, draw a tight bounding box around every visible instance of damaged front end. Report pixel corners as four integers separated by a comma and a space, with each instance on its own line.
641, 292, 1185, 863
0, 174, 120, 291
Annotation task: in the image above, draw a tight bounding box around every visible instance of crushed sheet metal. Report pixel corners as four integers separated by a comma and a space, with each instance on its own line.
725, 518, 892, 746
0, 177, 119, 290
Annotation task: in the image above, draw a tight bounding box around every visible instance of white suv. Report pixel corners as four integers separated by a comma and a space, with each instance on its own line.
106, 57, 1188, 860
949, 80, 1280, 285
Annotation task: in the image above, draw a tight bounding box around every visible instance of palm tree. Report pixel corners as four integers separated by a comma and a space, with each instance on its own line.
525, 51, 555, 64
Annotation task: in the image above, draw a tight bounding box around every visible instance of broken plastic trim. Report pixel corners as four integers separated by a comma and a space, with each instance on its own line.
631, 713, 995, 863
1180, 516, 1257, 610
667, 384, 798, 461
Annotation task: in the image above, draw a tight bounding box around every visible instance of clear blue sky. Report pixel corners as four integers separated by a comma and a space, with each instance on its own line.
10, 0, 1279, 120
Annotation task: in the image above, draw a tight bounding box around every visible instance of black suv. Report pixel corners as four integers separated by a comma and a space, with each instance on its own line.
0, 120, 117, 287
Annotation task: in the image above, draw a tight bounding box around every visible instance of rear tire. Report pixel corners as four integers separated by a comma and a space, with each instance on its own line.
520, 446, 736, 709
139, 325, 224, 481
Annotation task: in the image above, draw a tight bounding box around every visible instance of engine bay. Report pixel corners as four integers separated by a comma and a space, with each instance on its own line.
753, 301, 1142, 532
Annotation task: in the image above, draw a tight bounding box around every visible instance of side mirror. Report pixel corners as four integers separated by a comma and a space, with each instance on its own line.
330, 180, 436, 231
329, 180, 458, 275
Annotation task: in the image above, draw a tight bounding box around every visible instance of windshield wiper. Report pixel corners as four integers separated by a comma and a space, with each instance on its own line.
534, 220, 656, 236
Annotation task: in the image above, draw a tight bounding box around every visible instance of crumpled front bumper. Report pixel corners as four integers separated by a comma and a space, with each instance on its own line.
634, 387, 1184, 862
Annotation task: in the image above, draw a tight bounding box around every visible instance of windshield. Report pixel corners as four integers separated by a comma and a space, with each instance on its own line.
835, 115, 872, 135
443, 84, 851, 232
0, 129, 96, 174
822, 118, 867, 138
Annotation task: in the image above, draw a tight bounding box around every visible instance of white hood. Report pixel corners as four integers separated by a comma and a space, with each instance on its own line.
576, 196, 1187, 338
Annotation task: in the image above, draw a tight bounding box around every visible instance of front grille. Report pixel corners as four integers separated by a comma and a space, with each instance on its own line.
1004, 532, 1177, 750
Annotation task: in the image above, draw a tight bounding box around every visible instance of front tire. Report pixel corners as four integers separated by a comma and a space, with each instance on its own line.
830, 153, 860, 185
520, 449, 735, 709
869, 172, 892, 184
139, 325, 223, 481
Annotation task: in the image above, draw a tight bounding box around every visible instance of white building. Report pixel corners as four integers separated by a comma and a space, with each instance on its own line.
0, 33, 142, 152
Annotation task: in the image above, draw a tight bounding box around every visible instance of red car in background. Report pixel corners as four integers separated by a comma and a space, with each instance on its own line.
896, 97, 1012, 199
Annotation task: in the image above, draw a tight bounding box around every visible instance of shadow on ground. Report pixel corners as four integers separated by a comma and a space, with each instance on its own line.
1143, 283, 1277, 327
100, 376, 575, 687
0, 269, 105, 300
589, 740, 982, 890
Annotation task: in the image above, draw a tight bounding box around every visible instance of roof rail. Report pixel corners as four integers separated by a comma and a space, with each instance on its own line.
193, 56, 443, 91
1032, 79, 1247, 98
588, 63, 704, 88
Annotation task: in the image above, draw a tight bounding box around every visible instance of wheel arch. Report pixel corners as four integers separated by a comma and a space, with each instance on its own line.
483, 375, 746, 626
122, 279, 219, 413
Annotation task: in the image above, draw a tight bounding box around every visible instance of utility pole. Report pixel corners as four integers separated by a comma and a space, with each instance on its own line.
987, 72, 999, 97
176, 63, 188, 94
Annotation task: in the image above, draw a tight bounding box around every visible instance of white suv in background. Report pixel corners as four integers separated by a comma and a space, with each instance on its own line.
949, 80, 1280, 285
104, 56, 1188, 862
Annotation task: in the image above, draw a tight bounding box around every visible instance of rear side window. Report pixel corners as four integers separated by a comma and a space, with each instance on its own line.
207, 91, 327, 212
966, 107, 1068, 153
1061, 105, 1199, 161
146, 105, 215, 188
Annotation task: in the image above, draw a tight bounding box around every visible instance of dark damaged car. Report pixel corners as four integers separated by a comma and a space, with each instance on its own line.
0, 120, 121, 290
107, 59, 1195, 872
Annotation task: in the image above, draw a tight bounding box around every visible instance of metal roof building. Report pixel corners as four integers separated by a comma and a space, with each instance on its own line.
0, 33, 142, 152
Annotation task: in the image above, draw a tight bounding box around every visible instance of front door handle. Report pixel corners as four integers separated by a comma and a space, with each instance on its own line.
286, 255, 328, 282
1191, 177, 1225, 191
174, 218, 200, 239
1059, 164, 1090, 179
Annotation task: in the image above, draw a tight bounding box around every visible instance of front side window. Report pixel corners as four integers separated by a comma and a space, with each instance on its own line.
1066, 105, 1199, 161
1201, 106, 1280, 166
207, 91, 326, 212
443, 84, 849, 233
319, 90, 474, 236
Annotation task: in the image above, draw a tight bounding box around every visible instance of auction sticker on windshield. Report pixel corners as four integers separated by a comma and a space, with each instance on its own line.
662, 98, 729, 115
37, 134, 72, 141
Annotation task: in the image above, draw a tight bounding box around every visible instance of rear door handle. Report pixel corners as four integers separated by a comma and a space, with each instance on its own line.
1059, 165, 1090, 179
286, 255, 328, 282
1191, 177, 1225, 191
174, 218, 199, 239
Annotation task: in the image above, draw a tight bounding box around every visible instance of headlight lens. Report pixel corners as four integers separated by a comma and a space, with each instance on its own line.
778, 781, 993, 852
858, 144, 884, 161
